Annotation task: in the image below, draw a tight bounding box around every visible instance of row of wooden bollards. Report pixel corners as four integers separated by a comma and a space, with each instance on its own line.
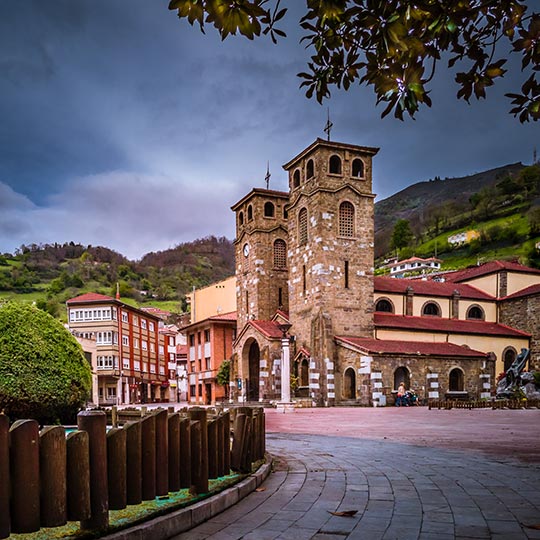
0, 406, 265, 539
428, 398, 540, 410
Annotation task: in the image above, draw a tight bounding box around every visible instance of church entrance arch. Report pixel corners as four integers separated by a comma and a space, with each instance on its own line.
343, 367, 356, 399
245, 339, 260, 402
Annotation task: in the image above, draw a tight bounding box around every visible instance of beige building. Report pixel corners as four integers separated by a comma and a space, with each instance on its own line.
228, 138, 539, 406
186, 277, 236, 324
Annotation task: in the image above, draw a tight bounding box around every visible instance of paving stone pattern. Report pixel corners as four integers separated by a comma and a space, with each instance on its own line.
172, 433, 540, 540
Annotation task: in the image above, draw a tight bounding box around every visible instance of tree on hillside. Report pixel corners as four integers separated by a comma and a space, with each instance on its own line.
390, 219, 414, 250
169, 1, 539, 121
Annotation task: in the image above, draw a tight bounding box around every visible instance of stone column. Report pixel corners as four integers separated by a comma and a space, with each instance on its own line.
276, 337, 294, 412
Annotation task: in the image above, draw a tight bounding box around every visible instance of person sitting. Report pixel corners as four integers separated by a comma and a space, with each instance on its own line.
396, 382, 406, 406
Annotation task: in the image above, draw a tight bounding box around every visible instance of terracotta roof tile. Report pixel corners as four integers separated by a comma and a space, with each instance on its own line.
501, 283, 540, 300
67, 292, 114, 304
374, 313, 530, 337
210, 311, 237, 321
336, 337, 486, 357
375, 276, 494, 300
444, 260, 540, 283
249, 320, 284, 339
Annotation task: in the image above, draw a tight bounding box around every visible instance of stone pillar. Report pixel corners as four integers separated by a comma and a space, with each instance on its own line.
276, 337, 294, 412
499, 271, 508, 298
427, 372, 439, 400
451, 290, 460, 319
405, 286, 414, 316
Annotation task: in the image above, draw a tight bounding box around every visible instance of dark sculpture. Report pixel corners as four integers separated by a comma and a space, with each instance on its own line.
496, 348, 530, 398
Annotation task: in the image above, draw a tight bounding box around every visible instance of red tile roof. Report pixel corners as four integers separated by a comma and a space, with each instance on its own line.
67, 292, 114, 304
501, 283, 540, 301
375, 276, 494, 300
180, 311, 237, 332
141, 306, 172, 317
336, 337, 486, 358
392, 256, 441, 265
249, 320, 284, 339
210, 311, 237, 321
444, 260, 540, 283
374, 313, 530, 337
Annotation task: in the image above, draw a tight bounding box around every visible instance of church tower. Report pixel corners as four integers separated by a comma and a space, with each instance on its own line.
283, 138, 379, 367
231, 188, 290, 330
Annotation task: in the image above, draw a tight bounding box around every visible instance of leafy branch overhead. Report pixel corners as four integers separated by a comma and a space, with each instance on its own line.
168, 0, 539, 122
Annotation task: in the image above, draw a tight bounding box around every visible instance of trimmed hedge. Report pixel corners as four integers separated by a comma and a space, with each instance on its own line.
0, 302, 91, 424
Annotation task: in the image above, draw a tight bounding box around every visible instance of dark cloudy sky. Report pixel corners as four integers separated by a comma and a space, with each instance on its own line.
0, 2, 537, 259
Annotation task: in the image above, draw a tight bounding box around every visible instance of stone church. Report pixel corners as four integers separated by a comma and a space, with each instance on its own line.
229, 138, 535, 406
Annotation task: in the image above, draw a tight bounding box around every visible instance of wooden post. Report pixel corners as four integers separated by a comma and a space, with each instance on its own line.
222, 410, 230, 475
155, 409, 169, 496
111, 405, 118, 428
66, 431, 91, 522
230, 413, 246, 473
0, 414, 10, 539
260, 409, 266, 459
241, 415, 253, 473
78, 410, 109, 530
40, 426, 67, 527
10, 419, 40, 533
125, 421, 142, 505
207, 419, 218, 479
179, 417, 191, 489
216, 415, 225, 477
168, 413, 181, 492
190, 420, 202, 495
188, 408, 208, 493
107, 428, 127, 510
141, 414, 156, 501
237, 407, 255, 463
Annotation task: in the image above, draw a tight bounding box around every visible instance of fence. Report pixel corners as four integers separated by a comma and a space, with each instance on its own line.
0, 406, 265, 538
428, 398, 540, 410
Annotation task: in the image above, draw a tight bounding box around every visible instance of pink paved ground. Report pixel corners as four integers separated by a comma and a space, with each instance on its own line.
265, 407, 540, 462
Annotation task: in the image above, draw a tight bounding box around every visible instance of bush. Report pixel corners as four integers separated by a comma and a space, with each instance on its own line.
0, 302, 91, 424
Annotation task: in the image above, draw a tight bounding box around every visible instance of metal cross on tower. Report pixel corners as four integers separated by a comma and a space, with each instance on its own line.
324, 108, 333, 141
265, 161, 271, 189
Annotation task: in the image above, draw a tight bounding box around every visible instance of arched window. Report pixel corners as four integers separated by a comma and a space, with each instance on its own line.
247, 205, 253, 221
306, 159, 314, 179
503, 347, 517, 371
375, 298, 394, 313
329, 155, 342, 175
273, 239, 287, 269
239, 211, 244, 225
339, 201, 355, 237
449, 368, 464, 391
298, 208, 308, 245
422, 301, 441, 317
293, 169, 301, 188
284, 208, 288, 219
394, 366, 410, 390
343, 367, 356, 399
466, 305, 485, 320
264, 201, 275, 218
352, 158, 364, 178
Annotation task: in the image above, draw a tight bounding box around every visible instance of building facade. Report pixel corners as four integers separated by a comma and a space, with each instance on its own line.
229, 139, 537, 406
67, 293, 169, 405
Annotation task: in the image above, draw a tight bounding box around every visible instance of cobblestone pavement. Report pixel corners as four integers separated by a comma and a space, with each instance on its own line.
172, 409, 540, 540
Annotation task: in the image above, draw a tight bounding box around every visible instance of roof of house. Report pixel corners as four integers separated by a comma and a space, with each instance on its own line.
67, 292, 114, 304
180, 311, 237, 332
141, 306, 172, 317
501, 283, 540, 301
249, 320, 285, 339
444, 260, 540, 283
374, 313, 530, 337
336, 337, 487, 358
391, 256, 441, 266
374, 276, 494, 300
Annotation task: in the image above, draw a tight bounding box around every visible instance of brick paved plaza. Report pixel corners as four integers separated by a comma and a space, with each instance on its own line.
175, 408, 540, 540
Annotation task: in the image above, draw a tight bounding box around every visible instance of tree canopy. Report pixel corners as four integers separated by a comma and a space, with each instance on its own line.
391, 218, 414, 249
168, 0, 539, 122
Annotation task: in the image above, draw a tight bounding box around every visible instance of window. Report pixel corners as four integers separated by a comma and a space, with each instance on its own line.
299, 208, 308, 245
449, 368, 464, 391
273, 239, 287, 269
150, 343, 155, 353
123, 358, 130, 369
107, 387, 116, 398
190, 385, 196, 398
264, 201, 275, 217
134, 338, 139, 349
122, 335, 129, 347
466, 305, 485, 320
141, 319, 147, 330
293, 169, 301, 188
122, 312, 128, 323
306, 159, 314, 179
133, 315, 138, 325
96, 331, 115, 345
239, 211, 244, 225
339, 201, 355, 237
302, 265, 307, 293
149, 322, 155, 332
247, 205, 253, 221
189, 334, 195, 347
70, 308, 113, 322
375, 299, 394, 313
205, 357, 211, 370
134, 360, 141, 371
503, 348, 517, 371
422, 302, 441, 317
278, 287, 283, 308
394, 366, 410, 390
329, 155, 342, 174
352, 158, 364, 178
97, 355, 115, 370
142, 340, 148, 351
204, 329, 211, 342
